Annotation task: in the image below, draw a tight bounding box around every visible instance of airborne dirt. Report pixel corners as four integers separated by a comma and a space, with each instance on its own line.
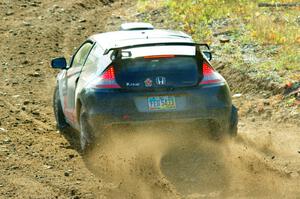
0, 0, 299, 198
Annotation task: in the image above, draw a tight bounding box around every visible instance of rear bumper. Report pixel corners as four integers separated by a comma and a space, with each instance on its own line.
80, 84, 233, 134
89, 108, 230, 125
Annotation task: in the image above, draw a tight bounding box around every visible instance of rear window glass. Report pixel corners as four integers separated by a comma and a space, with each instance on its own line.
120, 57, 198, 74
115, 56, 199, 88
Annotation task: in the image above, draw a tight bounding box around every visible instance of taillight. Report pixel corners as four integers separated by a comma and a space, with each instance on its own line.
90, 65, 121, 89
199, 62, 224, 85
101, 66, 116, 80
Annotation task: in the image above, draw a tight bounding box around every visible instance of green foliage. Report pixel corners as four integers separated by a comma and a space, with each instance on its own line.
164, 0, 299, 77
166, 0, 251, 41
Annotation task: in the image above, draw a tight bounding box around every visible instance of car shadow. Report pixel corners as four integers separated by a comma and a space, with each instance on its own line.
59, 127, 82, 152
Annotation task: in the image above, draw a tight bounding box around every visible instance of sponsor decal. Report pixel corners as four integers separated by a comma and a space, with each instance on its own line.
144, 78, 153, 87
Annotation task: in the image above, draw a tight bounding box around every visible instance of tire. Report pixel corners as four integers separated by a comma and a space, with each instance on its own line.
79, 106, 95, 153
53, 85, 68, 131
229, 105, 238, 136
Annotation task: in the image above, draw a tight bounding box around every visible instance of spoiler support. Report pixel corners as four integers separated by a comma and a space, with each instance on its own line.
103, 42, 210, 55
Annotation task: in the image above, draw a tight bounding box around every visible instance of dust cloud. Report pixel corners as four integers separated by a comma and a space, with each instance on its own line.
82, 123, 299, 198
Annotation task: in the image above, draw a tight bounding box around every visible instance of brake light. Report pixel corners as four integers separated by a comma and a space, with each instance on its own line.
102, 66, 116, 80
90, 65, 121, 89
143, 55, 175, 59
199, 62, 223, 85
202, 62, 214, 75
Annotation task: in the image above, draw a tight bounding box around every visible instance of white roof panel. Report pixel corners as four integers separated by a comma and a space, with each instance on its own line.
89, 29, 193, 50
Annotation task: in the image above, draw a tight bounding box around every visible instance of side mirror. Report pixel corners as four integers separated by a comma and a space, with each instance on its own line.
203, 51, 212, 61
51, 57, 67, 69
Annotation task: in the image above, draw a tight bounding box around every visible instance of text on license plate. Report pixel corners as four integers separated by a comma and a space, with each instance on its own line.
148, 96, 176, 111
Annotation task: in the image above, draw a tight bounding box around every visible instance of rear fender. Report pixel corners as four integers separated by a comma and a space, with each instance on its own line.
56, 71, 67, 111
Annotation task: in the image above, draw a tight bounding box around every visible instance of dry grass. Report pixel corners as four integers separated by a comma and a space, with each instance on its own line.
138, 0, 300, 80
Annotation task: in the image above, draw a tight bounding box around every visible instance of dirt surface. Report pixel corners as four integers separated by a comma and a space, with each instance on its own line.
0, 0, 299, 198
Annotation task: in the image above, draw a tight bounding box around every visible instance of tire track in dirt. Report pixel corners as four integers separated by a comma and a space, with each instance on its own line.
0, 98, 52, 130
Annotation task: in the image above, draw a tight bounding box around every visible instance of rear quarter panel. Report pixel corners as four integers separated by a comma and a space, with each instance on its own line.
56, 70, 67, 111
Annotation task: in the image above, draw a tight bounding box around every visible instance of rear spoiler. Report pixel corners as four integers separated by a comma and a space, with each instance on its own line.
103, 42, 210, 55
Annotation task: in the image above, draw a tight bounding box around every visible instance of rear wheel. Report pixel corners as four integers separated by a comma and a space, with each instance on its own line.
79, 106, 95, 153
53, 85, 68, 131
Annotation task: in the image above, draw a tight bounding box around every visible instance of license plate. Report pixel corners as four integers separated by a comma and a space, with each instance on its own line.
148, 96, 176, 111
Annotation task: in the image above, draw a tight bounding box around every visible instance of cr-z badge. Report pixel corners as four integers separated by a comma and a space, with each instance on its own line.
144, 78, 153, 87
126, 82, 140, 87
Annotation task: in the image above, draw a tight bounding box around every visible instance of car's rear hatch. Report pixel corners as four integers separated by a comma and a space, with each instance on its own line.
90, 45, 224, 114
112, 46, 201, 112
114, 56, 200, 90
113, 46, 201, 91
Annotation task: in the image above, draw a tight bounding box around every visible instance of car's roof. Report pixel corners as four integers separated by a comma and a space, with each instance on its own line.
89, 29, 194, 50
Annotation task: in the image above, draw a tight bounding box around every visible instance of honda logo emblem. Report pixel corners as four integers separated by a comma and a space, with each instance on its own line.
156, 76, 166, 85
